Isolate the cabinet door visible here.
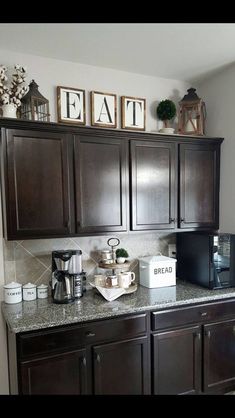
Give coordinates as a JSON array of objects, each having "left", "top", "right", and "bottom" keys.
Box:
[
  {"left": 2, "top": 129, "right": 74, "bottom": 239},
  {"left": 179, "top": 143, "right": 220, "bottom": 229},
  {"left": 130, "top": 140, "right": 176, "bottom": 230},
  {"left": 74, "top": 135, "right": 128, "bottom": 233},
  {"left": 204, "top": 319, "right": 235, "bottom": 393},
  {"left": 92, "top": 336, "right": 150, "bottom": 394},
  {"left": 19, "top": 349, "right": 87, "bottom": 395},
  {"left": 152, "top": 325, "right": 201, "bottom": 394}
]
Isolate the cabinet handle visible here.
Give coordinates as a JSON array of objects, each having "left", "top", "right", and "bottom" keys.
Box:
[
  {"left": 232, "top": 326, "right": 235, "bottom": 336},
  {"left": 180, "top": 218, "right": 185, "bottom": 222},
  {"left": 77, "top": 221, "right": 81, "bottom": 229},
  {"left": 205, "top": 330, "right": 211, "bottom": 339},
  {"left": 86, "top": 332, "right": 95, "bottom": 338},
  {"left": 200, "top": 312, "right": 208, "bottom": 317},
  {"left": 195, "top": 332, "right": 201, "bottom": 340},
  {"left": 82, "top": 357, "right": 86, "bottom": 367},
  {"left": 170, "top": 218, "right": 175, "bottom": 223},
  {"left": 96, "top": 354, "right": 101, "bottom": 363},
  {"left": 64, "top": 220, "right": 70, "bottom": 229}
]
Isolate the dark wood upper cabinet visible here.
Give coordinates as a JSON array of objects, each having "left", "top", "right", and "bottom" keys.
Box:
[
  {"left": 74, "top": 134, "right": 128, "bottom": 233},
  {"left": 0, "top": 119, "right": 223, "bottom": 239},
  {"left": 1, "top": 128, "right": 74, "bottom": 239},
  {"left": 179, "top": 143, "right": 220, "bottom": 229},
  {"left": 130, "top": 140, "right": 176, "bottom": 230}
]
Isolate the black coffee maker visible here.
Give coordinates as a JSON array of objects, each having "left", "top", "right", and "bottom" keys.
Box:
[{"left": 51, "top": 250, "right": 82, "bottom": 304}]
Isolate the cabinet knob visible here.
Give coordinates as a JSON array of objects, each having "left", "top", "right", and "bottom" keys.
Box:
[
  {"left": 195, "top": 332, "right": 201, "bottom": 340},
  {"left": 200, "top": 312, "right": 208, "bottom": 317},
  {"left": 64, "top": 220, "right": 70, "bottom": 229},
  {"left": 205, "top": 330, "right": 211, "bottom": 339},
  {"left": 96, "top": 354, "right": 101, "bottom": 363},
  {"left": 77, "top": 221, "right": 81, "bottom": 229},
  {"left": 180, "top": 218, "right": 185, "bottom": 222},
  {"left": 82, "top": 357, "right": 87, "bottom": 367},
  {"left": 232, "top": 326, "right": 235, "bottom": 335},
  {"left": 86, "top": 332, "right": 95, "bottom": 338},
  {"left": 170, "top": 218, "right": 175, "bottom": 223}
]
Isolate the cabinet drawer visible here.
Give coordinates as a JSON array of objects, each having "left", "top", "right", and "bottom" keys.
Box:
[
  {"left": 151, "top": 299, "right": 235, "bottom": 331},
  {"left": 18, "top": 313, "right": 147, "bottom": 359}
]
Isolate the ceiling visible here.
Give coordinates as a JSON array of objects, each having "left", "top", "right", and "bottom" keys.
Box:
[{"left": 0, "top": 23, "right": 235, "bottom": 83}]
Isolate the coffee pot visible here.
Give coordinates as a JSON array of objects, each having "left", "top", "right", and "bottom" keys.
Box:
[{"left": 51, "top": 250, "right": 82, "bottom": 304}]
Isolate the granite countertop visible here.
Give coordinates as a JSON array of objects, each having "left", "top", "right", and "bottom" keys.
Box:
[{"left": 2, "top": 279, "right": 235, "bottom": 334}]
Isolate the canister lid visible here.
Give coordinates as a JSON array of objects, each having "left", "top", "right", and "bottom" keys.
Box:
[
  {"left": 4, "top": 281, "right": 22, "bottom": 289},
  {"left": 139, "top": 255, "right": 177, "bottom": 263},
  {"left": 23, "top": 283, "right": 36, "bottom": 289},
  {"left": 37, "top": 284, "right": 48, "bottom": 289}
]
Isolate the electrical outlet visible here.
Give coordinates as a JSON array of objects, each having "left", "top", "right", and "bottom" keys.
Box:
[{"left": 168, "top": 244, "right": 176, "bottom": 258}]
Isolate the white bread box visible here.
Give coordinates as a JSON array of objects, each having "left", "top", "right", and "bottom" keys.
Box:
[{"left": 139, "top": 255, "right": 176, "bottom": 288}]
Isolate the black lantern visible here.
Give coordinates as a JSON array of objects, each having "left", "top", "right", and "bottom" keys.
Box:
[
  {"left": 178, "top": 88, "right": 206, "bottom": 135},
  {"left": 20, "top": 80, "right": 50, "bottom": 122}
]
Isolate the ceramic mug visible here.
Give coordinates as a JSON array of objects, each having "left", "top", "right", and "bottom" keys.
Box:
[
  {"left": 118, "top": 272, "right": 135, "bottom": 289},
  {"left": 94, "top": 275, "right": 106, "bottom": 287},
  {"left": 106, "top": 275, "right": 118, "bottom": 287}
]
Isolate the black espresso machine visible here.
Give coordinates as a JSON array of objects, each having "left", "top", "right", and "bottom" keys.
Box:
[
  {"left": 176, "top": 232, "right": 235, "bottom": 289},
  {"left": 51, "top": 250, "right": 85, "bottom": 303}
]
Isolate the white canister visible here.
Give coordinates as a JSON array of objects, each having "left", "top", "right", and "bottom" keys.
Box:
[
  {"left": 37, "top": 284, "right": 48, "bottom": 299},
  {"left": 4, "top": 282, "right": 22, "bottom": 304},
  {"left": 23, "top": 283, "right": 37, "bottom": 301}
]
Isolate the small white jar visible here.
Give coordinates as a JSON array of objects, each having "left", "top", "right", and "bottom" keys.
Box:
[
  {"left": 37, "top": 284, "right": 48, "bottom": 299},
  {"left": 4, "top": 282, "right": 22, "bottom": 304},
  {"left": 23, "top": 283, "right": 37, "bottom": 301}
]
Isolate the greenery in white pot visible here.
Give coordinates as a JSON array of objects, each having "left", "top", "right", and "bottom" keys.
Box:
[
  {"left": 116, "top": 248, "right": 129, "bottom": 264},
  {"left": 157, "top": 99, "right": 176, "bottom": 133}
]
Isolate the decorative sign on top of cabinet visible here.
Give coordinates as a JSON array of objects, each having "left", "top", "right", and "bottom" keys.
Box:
[{"left": 0, "top": 118, "right": 223, "bottom": 240}]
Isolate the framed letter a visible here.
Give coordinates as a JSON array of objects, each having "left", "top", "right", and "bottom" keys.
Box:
[
  {"left": 57, "top": 86, "right": 86, "bottom": 125},
  {"left": 91, "top": 91, "right": 117, "bottom": 128}
]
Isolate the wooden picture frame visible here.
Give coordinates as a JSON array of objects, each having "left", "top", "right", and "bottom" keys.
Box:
[
  {"left": 121, "top": 96, "right": 146, "bottom": 131},
  {"left": 91, "top": 91, "right": 117, "bottom": 128},
  {"left": 57, "top": 86, "right": 86, "bottom": 125}
]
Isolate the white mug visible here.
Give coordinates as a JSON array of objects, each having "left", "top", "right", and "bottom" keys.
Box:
[
  {"left": 23, "top": 283, "right": 37, "bottom": 301},
  {"left": 94, "top": 275, "right": 106, "bottom": 287},
  {"left": 118, "top": 272, "right": 135, "bottom": 289},
  {"left": 4, "top": 282, "right": 22, "bottom": 304}
]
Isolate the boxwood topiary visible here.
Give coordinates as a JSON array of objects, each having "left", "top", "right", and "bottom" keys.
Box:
[
  {"left": 157, "top": 99, "right": 176, "bottom": 127},
  {"left": 116, "top": 248, "right": 129, "bottom": 258}
]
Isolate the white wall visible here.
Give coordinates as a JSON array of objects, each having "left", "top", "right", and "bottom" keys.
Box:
[
  {"left": 198, "top": 63, "right": 235, "bottom": 233},
  {"left": 0, "top": 48, "right": 191, "bottom": 394},
  {"left": 0, "top": 48, "right": 190, "bottom": 131}
]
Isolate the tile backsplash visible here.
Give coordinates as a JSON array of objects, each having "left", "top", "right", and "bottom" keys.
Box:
[{"left": 3, "top": 232, "right": 175, "bottom": 286}]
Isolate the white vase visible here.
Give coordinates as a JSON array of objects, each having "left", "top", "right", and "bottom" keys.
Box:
[
  {"left": 1, "top": 103, "right": 17, "bottom": 118},
  {"left": 159, "top": 127, "right": 175, "bottom": 134},
  {"left": 116, "top": 257, "right": 126, "bottom": 264}
]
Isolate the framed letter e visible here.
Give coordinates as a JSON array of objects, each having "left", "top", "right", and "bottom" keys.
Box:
[{"left": 57, "top": 86, "right": 86, "bottom": 125}]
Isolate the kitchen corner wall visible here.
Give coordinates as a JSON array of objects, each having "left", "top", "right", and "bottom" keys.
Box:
[{"left": 3, "top": 233, "right": 175, "bottom": 286}]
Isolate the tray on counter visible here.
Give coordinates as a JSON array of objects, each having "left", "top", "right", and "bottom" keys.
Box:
[{"left": 89, "top": 281, "right": 137, "bottom": 301}]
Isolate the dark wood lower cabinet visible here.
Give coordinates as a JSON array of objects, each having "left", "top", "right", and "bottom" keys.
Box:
[
  {"left": 203, "top": 319, "right": 235, "bottom": 393},
  {"left": 93, "top": 336, "right": 149, "bottom": 395},
  {"left": 8, "top": 302, "right": 235, "bottom": 395},
  {"left": 152, "top": 325, "right": 201, "bottom": 395},
  {"left": 20, "top": 349, "right": 87, "bottom": 395}
]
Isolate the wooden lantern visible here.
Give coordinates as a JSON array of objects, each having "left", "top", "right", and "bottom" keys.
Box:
[
  {"left": 20, "top": 80, "right": 50, "bottom": 122},
  {"left": 178, "top": 88, "right": 206, "bottom": 135}
]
